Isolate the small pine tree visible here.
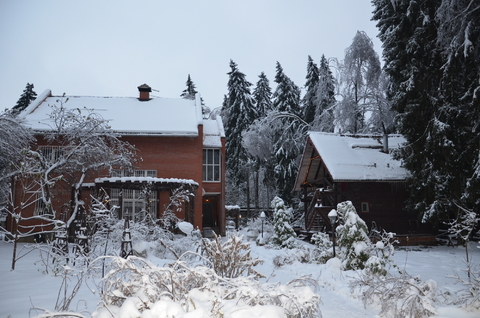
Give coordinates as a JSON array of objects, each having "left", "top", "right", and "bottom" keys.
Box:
[
  {"left": 11, "top": 83, "right": 37, "bottom": 115},
  {"left": 335, "top": 201, "right": 372, "bottom": 270},
  {"left": 270, "top": 196, "right": 297, "bottom": 249},
  {"left": 180, "top": 74, "right": 198, "bottom": 100}
]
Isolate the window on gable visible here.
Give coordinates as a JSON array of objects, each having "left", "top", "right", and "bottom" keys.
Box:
[{"left": 203, "top": 149, "right": 220, "bottom": 182}]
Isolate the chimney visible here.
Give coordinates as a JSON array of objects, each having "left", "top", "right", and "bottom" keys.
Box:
[
  {"left": 137, "top": 84, "right": 152, "bottom": 101},
  {"left": 383, "top": 133, "right": 389, "bottom": 153}
]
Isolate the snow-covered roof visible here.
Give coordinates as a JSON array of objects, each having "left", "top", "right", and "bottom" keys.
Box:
[
  {"left": 95, "top": 176, "right": 199, "bottom": 187},
  {"left": 203, "top": 116, "right": 225, "bottom": 147},
  {"left": 22, "top": 90, "right": 203, "bottom": 136},
  {"left": 295, "top": 132, "right": 408, "bottom": 189}
]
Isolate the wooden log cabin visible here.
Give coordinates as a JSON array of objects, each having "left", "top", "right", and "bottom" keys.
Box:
[{"left": 294, "top": 132, "right": 433, "bottom": 242}]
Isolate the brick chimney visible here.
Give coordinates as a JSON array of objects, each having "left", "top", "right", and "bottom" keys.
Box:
[{"left": 137, "top": 84, "right": 152, "bottom": 101}]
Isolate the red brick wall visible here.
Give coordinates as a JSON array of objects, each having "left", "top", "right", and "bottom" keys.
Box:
[{"left": 9, "top": 125, "right": 227, "bottom": 234}]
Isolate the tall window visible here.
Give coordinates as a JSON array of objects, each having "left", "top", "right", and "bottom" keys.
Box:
[{"left": 203, "top": 149, "right": 220, "bottom": 182}]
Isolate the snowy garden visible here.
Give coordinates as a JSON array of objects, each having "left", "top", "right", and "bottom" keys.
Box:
[{"left": 1, "top": 198, "right": 480, "bottom": 318}]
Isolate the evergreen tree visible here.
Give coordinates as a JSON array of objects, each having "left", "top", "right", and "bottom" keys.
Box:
[
  {"left": 272, "top": 62, "right": 301, "bottom": 116},
  {"left": 180, "top": 74, "right": 198, "bottom": 100},
  {"left": 302, "top": 56, "right": 319, "bottom": 124},
  {"left": 270, "top": 196, "right": 297, "bottom": 249},
  {"left": 12, "top": 83, "right": 37, "bottom": 116},
  {"left": 372, "top": 0, "right": 480, "bottom": 224},
  {"left": 253, "top": 72, "right": 273, "bottom": 119},
  {"left": 335, "top": 201, "right": 372, "bottom": 270},
  {"left": 181, "top": 75, "right": 209, "bottom": 117},
  {"left": 312, "top": 55, "right": 336, "bottom": 132},
  {"left": 222, "top": 60, "right": 257, "bottom": 185},
  {"left": 271, "top": 62, "right": 302, "bottom": 203}
]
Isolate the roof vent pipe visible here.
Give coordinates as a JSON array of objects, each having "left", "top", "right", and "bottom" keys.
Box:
[{"left": 138, "top": 84, "right": 152, "bottom": 101}]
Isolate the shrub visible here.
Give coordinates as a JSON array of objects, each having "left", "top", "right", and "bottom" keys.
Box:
[
  {"left": 201, "top": 232, "right": 264, "bottom": 278},
  {"left": 335, "top": 201, "right": 372, "bottom": 270},
  {"left": 310, "top": 232, "right": 333, "bottom": 264},
  {"left": 270, "top": 197, "right": 297, "bottom": 249}
]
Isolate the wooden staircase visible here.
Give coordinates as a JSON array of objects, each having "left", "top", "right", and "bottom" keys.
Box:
[{"left": 304, "top": 188, "right": 337, "bottom": 234}]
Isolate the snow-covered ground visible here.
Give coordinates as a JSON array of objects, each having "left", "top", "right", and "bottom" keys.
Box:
[{"left": 0, "top": 239, "right": 479, "bottom": 318}]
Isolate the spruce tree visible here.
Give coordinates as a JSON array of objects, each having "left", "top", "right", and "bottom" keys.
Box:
[
  {"left": 372, "top": 0, "right": 480, "bottom": 224},
  {"left": 271, "top": 62, "right": 302, "bottom": 203},
  {"left": 253, "top": 72, "right": 273, "bottom": 119},
  {"left": 313, "top": 55, "right": 336, "bottom": 132},
  {"left": 180, "top": 74, "right": 198, "bottom": 100},
  {"left": 222, "top": 60, "right": 257, "bottom": 185},
  {"left": 303, "top": 56, "right": 319, "bottom": 125},
  {"left": 270, "top": 196, "right": 297, "bottom": 249},
  {"left": 12, "top": 83, "right": 37, "bottom": 116},
  {"left": 272, "top": 62, "right": 301, "bottom": 116}
]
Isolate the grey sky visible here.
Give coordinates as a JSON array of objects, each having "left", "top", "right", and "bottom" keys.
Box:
[{"left": 0, "top": 0, "right": 381, "bottom": 112}]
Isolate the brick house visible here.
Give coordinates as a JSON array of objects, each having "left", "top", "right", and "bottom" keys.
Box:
[
  {"left": 294, "top": 132, "right": 432, "bottom": 241},
  {"left": 10, "top": 84, "right": 226, "bottom": 236}
]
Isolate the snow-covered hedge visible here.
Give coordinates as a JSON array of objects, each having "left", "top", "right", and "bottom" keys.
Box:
[{"left": 93, "top": 255, "right": 321, "bottom": 318}]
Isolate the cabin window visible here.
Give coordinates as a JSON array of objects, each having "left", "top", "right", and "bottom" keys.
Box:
[
  {"left": 27, "top": 190, "right": 49, "bottom": 216},
  {"left": 361, "top": 202, "right": 370, "bottom": 213},
  {"left": 203, "top": 149, "right": 220, "bottom": 182}
]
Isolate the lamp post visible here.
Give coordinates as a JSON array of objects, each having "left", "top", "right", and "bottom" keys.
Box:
[
  {"left": 328, "top": 209, "right": 337, "bottom": 257},
  {"left": 260, "top": 211, "right": 266, "bottom": 238}
]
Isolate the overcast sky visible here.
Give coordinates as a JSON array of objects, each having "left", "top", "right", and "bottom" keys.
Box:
[{"left": 0, "top": 0, "right": 382, "bottom": 112}]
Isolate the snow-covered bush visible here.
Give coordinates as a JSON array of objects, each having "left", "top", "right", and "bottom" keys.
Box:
[
  {"left": 351, "top": 270, "right": 438, "bottom": 318},
  {"left": 311, "top": 231, "right": 333, "bottom": 264},
  {"left": 367, "top": 230, "right": 398, "bottom": 276},
  {"left": 93, "top": 255, "right": 321, "bottom": 318},
  {"left": 201, "top": 232, "right": 264, "bottom": 278},
  {"left": 447, "top": 258, "right": 480, "bottom": 309},
  {"left": 335, "top": 201, "right": 372, "bottom": 270},
  {"left": 270, "top": 196, "right": 297, "bottom": 249},
  {"left": 273, "top": 246, "right": 312, "bottom": 268}
]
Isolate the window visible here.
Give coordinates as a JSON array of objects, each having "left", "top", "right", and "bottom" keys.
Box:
[
  {"left": 27, "top": 190, "right": 49, "bottom": 216},
  {"left": 112, "top": 169, "right": 157, "bottom": 178},
  {"left": 110, "top": 188, "right": 157, "bottom": 222},
  {"left": 38, "top": 146, "right": 63, "bottom": 162},
  {"left": 109, "top": 170, "right": 158, "bottom": 222},
  {"left": 361, "top": 202, "right": 370, "bottom": 213},
  {"left": 203, "top": 149, "right": 220, "bottom": 182}
]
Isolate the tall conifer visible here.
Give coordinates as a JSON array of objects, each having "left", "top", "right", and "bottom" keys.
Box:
[
  {"left": 222, "top": 60, "right": 257, "bottom": 185},
  {"left": 12, "top": 83, "right": 37, "bottom": 116}
]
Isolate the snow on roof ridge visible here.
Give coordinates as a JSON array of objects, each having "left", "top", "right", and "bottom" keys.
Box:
[{"left": 22, "top": 89, "right": 52, "bottom": 117}]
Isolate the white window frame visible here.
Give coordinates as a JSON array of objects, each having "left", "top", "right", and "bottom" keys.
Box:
[
  {"left": 112, "top": 169, "right": 157, "bottom": 178},
  {"left": 38, "top": 146, "right": 63, "bottom": 162},
  {"left": 203, "top": 148, "right": 221, "bottom": 182}
]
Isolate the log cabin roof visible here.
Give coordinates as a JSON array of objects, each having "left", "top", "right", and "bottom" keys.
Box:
[{"left": 294, "top": 132, "right": 408, "bottom": 191}]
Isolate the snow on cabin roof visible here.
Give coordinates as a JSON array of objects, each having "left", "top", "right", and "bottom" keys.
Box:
[
  {"left": 308, "top": 132, "right": 408, "bottom": 182},
  {"left": 203, "top": 117, "right": 225, "bottom": 148},
  {"left": 22, "top": 90, "right": 202, "bottom": 136}
]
